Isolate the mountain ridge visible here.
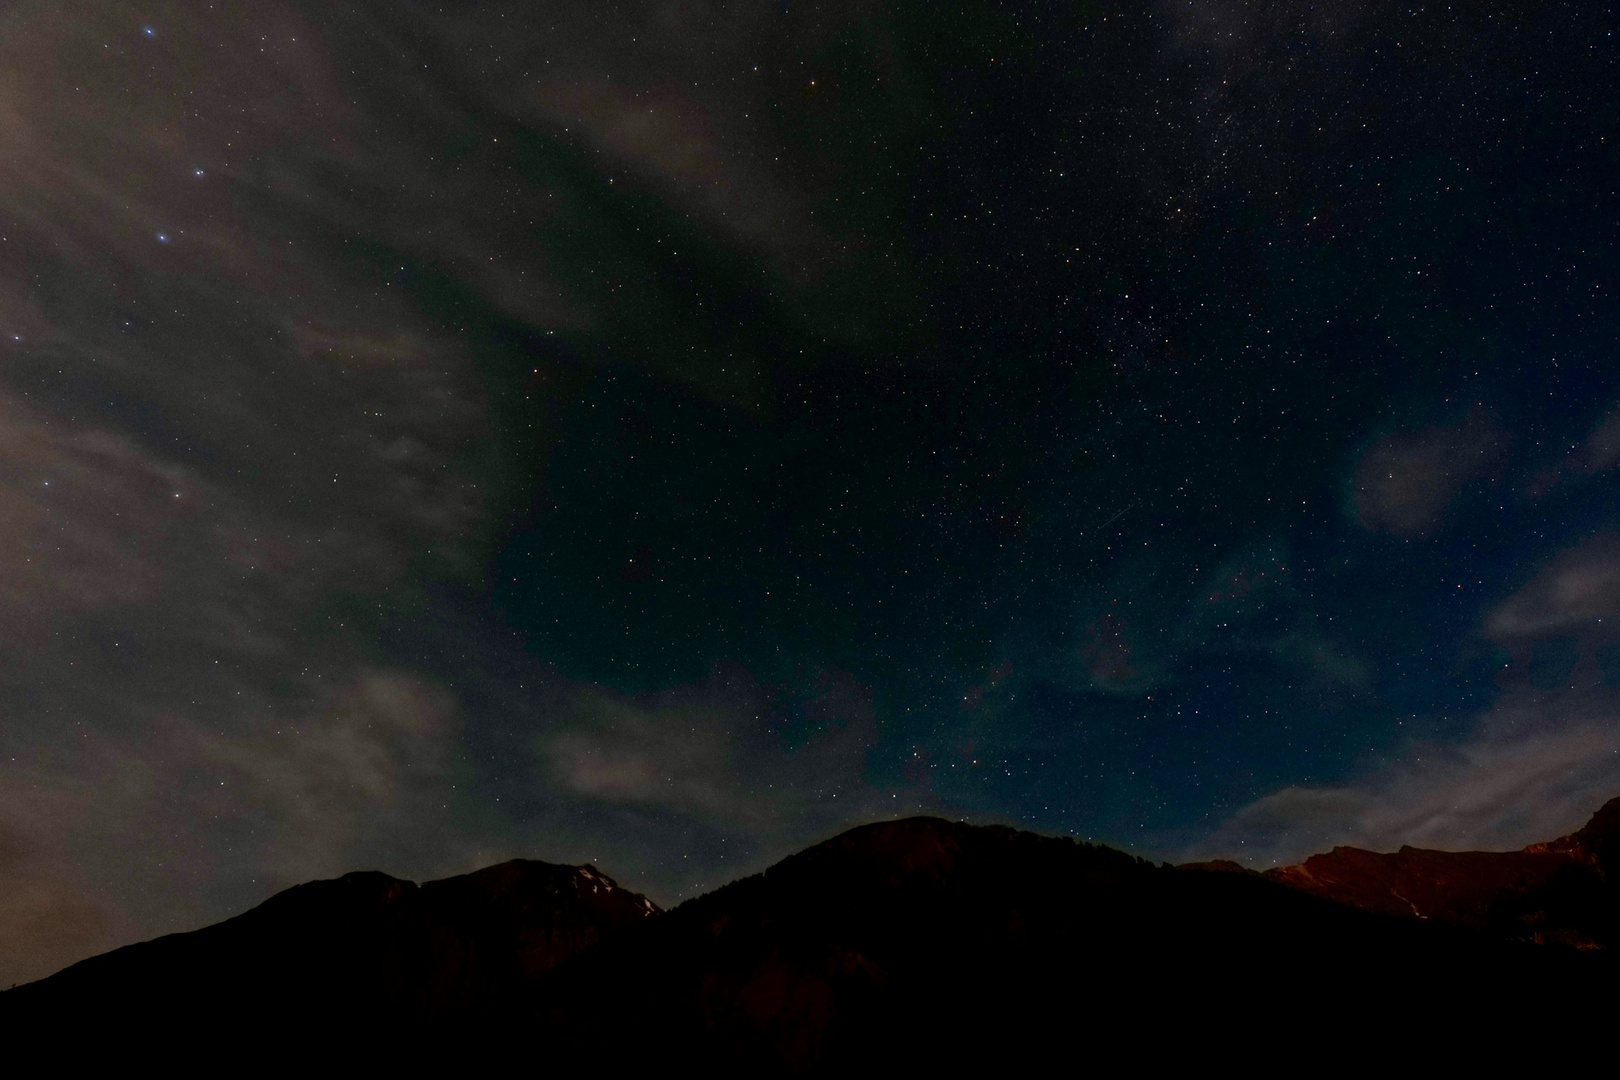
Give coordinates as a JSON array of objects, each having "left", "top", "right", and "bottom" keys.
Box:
[
  {"left": 5, "top": 804, "right": 1617, "bottom": 1064},
  {"left": 1249, "top": 795, "right": 1620, "bottom": 948},
  {"left": 5, "top": 856, "right": 658, "bottom": 1032}
]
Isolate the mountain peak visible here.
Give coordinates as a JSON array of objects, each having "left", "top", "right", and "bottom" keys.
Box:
[
  {"left": 1526, "top": 794, "right": 1620, "bottom": 869},
  {"left": 1, "top": 854, "right": 659, "bottom": 1032},
  {"left": 1263, "top": 796, "right": 1619, "bottom": 945},
  {"left": 6, "top": 801, "right": 1616, "bottom": 1064}
]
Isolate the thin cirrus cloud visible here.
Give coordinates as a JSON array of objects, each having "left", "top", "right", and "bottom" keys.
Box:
[
  {"left": 1484, "top": 534, "right": 1620, "bottom": 643},
  {"left": 430, "top": 0, "right": 898, "bottom": 277},
  {"left": 529, "top": 666, "right": 931, "bottom": 903},
  {"left": 1186, "top": 695, "right": 1620, "bottom": 867},
  {"left": 1575, "top": 407, "right": 1620, "bottom": 475},
  {"left": 1194, "top": 533, "right": 1620, "bottom": 866},
  {"left": 540, "top": 667, "right": 891, "bottom": 834},
  {"left": 1525, "top": 402, "right": 1620, "bottom": 498},
  {"left": 1061, "top": 541, "right": 1369, "bottom": 700}
]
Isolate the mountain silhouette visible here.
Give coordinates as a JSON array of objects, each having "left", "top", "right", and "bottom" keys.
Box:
[
  {"left": 1, "top": 858, "right": 656, "bottom": 1043},
  {"left": 5, "top": 805, "right": 1616, "bottom": 1066}
]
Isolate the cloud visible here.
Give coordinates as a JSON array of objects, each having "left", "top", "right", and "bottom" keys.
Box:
[
  {"left": 546, "top": 699, "right": 757, "bottom": 823},
  {"left": 1525, "top": 402, "right": 1620, "bottom": 497},
  {"left": 1583, "top": 408, "right": 1620, "bottom": 474},
  {"left": 1057, "top": 542, "right": 1370, "bottom": 700},
  {"left": 1267, "top": 625, "right": 1374, "bottom": 691},
  {"left": 526, "top": 667, "right": 929, "bottom": 901},
  {"left": 422, "top": 0, "right": 863, "bottom": 279},
  {"left": 1350, "top": 409, "right": 1508, "bottom": 538},
  {"left": 541, "top": 668, "right": 881, "bottom": 831},
  {"left": 1192, "top": 530, "right": 1620, "bottom": 865},
  {"left": 0, "top": 2, "right": 496, "bottom": 985},
  {"left": 1189, "top": 692, "right": 1620, "bottom": 867},
  {"left": 0, "top": 667, "right": 463, "bottom": 987},
  {"left": 1485, "top": 534, "right": 1620, "bottom": 642},
  {"left": 1073, "top": 606, "right": 1161, "bottom": 696},
  {"left": 1180, "top": 543, "right": 1370, "bottom": 690},
  {"left": 0, "top": 0, "right": 960, "bottom": 985},
  {"left": 200, "top": 671, "right": 463, "bottom": 879}
]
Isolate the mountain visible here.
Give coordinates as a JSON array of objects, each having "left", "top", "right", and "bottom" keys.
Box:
[
  {"left": 1, "top": 858, "right": 656, "bottom": 1039},
  {"left": 1254, "top": 796, "right": 1620, "bottom": 949},
  {"left": 520, "top": 815, "right": 1612, "bottom": 1069},
  {"left": 4, "top": 810, "right": 1615, "bottom": 1065}
]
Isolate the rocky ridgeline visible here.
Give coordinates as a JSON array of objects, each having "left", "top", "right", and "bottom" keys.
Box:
[
  {"left": 1254, "top": 796, "right": 1620, "bottom": 948},
  {"left": 5, "top": 802, "right": 1617, "bottom": 1065}
]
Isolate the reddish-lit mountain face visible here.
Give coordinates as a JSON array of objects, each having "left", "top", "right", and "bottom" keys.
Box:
[
  {"left": 5, "top": 802, "right": 1617, "bottom": 1067},
  {"left": 1250, "top": 796, "right": 1620, "bottom": 948}
]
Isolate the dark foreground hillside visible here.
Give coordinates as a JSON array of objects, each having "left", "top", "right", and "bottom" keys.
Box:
[
  {"left": 1, "top": 859, "right": 658, "bottom": 1042},
  {"left": 5, "top": 813, "right": 1615, "bottom": 1067}
]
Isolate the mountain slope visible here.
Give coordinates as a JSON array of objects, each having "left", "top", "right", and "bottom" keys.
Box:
[
  {"left": 3, "top": 812, "right": 1615, "bottom": 1065},
  {"left": 518, "top": 816, "right": 1612, "bottom": 1069},
  {"left": 1260, "top": 796, "right": 1620, "bottom": 948},
  {"left": 1, "top": 858, "right": 656, "bottom": 1034}
]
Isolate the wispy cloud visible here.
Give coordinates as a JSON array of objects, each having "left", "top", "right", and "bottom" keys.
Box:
[
  {"left": 1485, "top": 533, "right": 1620, "bottom": 641},
  {"left": 532, "top": 667, "right": 926, "bottom": 898},
  {"left": 1194, "top": 528, "right": 1620, "bottom": 866},
  {"left": 1188, "top": 692, "right": 1620, "bottom": 866},
  {"left": 1525, "top": 402, "right": 1620, "bottom": 497},
  {"left": 541, "top": 668, "right": 883, "bottom": 828}
]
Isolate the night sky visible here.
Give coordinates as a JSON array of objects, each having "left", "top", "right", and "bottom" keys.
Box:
[{"left": 3, "top": 0, "right": 1618, "bottom": 987}]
